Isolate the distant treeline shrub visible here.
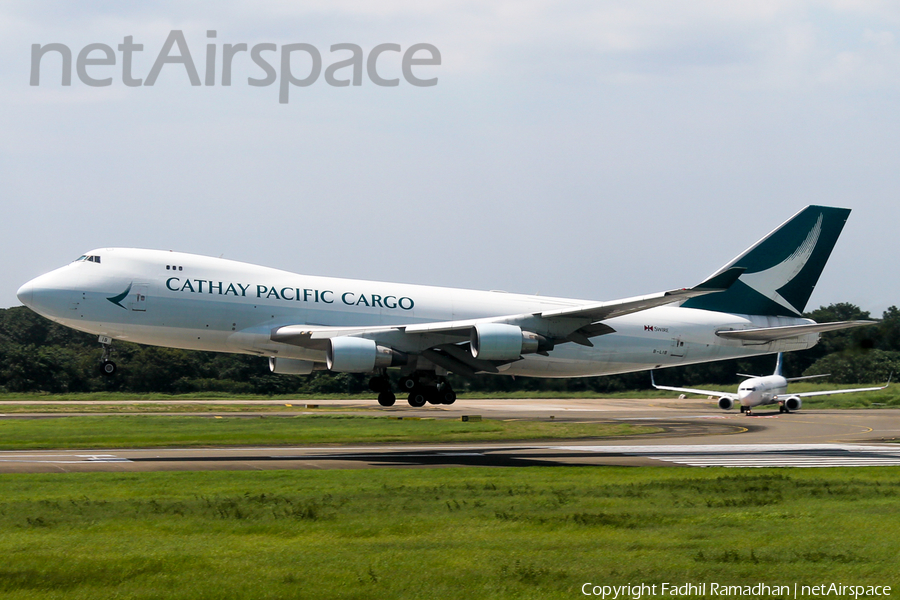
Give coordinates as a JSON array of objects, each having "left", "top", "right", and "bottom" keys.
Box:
[{"left": 1, "top": 302, "right": 898, "bottom": 394}]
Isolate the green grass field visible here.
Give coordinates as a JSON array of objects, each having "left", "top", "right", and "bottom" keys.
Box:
[
  {"left": 0, "top": 415, "right": 659, "bottom": 450},
  {"left": 0, "top": 467, "right": 897, "bottom": 599},
  {"left": 1, "top": 384, "right": 897, "bottom": 405},
  {"left": 0, "top": 393, "right": 897, "bottom": 598}
]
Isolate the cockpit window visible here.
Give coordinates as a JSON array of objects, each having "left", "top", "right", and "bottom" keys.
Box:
[
  {"left": 75, "top": 255, "right": 101, "bottom": 264},
  {"left": 75, "top": 255, "right": 87, "bottom": 262}
]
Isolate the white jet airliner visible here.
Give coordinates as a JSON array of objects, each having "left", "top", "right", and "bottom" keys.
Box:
[
  {"left": 652, "top": 353, "right": 889, "bottom": 415},
  {"left": 16, "top": 205, "right": 874, "bottom": 408}
]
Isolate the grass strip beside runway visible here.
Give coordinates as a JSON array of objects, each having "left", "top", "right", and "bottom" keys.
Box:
[
  {"left": 0, "top": 415, "right": 658, "bottom": 450},
  {"left": 1, "top": 384, "right": 897, "bottom": 404},
  {"left": 0, "top": 467, "right": 896, "bottom": 599}
]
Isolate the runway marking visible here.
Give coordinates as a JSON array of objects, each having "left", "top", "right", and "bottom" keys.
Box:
[
  {"left": 552, "top": 444, "right": 900, "bottom": 468},
  {"left": 0, "top": 453, "right": 134, "bottom": 464},
  {"left": 3, "top": 444, "right": 900, "bottom": 470}
]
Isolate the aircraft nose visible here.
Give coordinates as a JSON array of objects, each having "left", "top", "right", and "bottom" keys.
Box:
[
  {"left": 16, "top": 280, "right": 34, "bottom": 308},
  {"left": 16, "top": 271, "right": 74, "bottom": 317}
]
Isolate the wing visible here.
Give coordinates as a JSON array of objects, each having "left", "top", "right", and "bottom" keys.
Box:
[
  {"left": 776, "top": 378, "right": 891, "bottom": 399},
  {"left": 716, "top": 320, "right": 877, "bottom": 342},
  {"left": 650, "top": 371, "right": 737, "bottom": 399},
  {"left": 401, "top": 266, "right": 746, "bottom": 339},
  {"left": 270, "top": 268, "right": 745, "bottom": 371}
]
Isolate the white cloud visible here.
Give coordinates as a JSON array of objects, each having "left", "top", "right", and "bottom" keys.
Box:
[{"left": 1, "top": 1, "right": 900, "bottom": 312}]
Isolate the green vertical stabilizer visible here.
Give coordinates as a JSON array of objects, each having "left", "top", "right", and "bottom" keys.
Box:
[{"left": 681, "top": 206, "right": 851, "bottom": 317}]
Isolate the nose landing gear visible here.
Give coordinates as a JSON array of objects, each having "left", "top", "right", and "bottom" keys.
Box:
[{"left": 98, "top": 336, "right": 116, "bottom": 377}]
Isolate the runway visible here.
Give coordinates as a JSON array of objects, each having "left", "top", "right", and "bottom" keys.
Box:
[
  {"left": 1, "top": 397, "right": 899, "bottom": 472},
  {"left": 4, "top": 443, "right": 900, "bottom": 472}
]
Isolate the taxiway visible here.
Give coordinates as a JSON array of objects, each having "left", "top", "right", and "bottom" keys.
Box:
[{"left": 1, "top": 397, "right": 898, "bottom": 472}]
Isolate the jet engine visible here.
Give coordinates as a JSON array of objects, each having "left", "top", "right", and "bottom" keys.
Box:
[
  {"left": 470, "top": 323, "right": 552, "bottom": 360},
  {"left": 269, "top": 357, "right": 315, "bottom": 375},
  {"left": 718, "top": 396, "right": 735, "bottom": 410},
  {"left": 784, "top": 396, "right": 802, "bottom": 411},
  {"left": 326, "top": 337, "right": 407, "bottom": 373}
]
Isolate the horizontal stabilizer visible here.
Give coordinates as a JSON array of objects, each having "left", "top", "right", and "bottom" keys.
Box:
[
  {"left": 716, "top": 320, "right": 877, "bottom": 342},
  {"left": 785, "top": 374, "right": 831, "bottom": 382}
]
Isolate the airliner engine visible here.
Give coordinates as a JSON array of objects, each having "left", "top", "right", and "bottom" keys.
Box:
[
  {"left": 470, "top": 323, "right": 552, "bottom": 360},
  {"left": 718, "top": 397, "right": 735, "bottom": 410},
  {"left": 269, "top": 357, "right": 315, "bottom": 375},
  {"left": 784, "top": 396, "right": 802, "bottom": 411},
  {"left": 327, "top": 337, "right": 408, "bottom": 373}
]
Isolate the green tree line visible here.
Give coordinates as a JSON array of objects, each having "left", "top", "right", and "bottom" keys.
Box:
[{"left": 1, "top": 303, "right": 898, "bottom": 395}]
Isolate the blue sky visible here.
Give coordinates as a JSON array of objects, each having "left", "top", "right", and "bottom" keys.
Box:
[{"left": 2, "top": 1, "right": 899, "bottom": 314}]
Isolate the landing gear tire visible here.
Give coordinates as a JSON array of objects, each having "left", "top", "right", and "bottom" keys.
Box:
[
  {"left": 400, "top": 377, "right": 417, "bottom": 391},
  {"left": 369, "top": 376, "right": 390, "bottom": 393},
  {"left": 435, "top": 379, "right": 457, "bottom": 405},
  {"left": 407, "top": 389, "right": 427, "bottom": 408},
  {"left": 426, "top": 387, "right": 443, "bottom": 405},
  {"left": 779, "top": 405, "right": 786, "bottom": 413},
  {"left": 377, "top": 390, "right": 396, "bottom": 407},
  {"left": 740, "top": 405, "right": 746, "bottom": 413},
  {"left": 100, "top": 360, "right": 117, "bottom": 377}
]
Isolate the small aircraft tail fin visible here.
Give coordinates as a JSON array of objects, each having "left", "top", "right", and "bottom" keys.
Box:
[{"left": 681, "top": 205, "right": 851, "bottom": 317}]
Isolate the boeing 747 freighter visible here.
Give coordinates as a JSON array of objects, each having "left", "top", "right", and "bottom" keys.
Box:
[{"left": 17, "top": 206, "right": 873, "bottom": 407}]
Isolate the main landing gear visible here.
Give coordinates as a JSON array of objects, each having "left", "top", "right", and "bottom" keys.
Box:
[
  {"left": 400, "top": 374, "right": 457, "bottom": 407},
  {"left": 370, "top": 372, "right": 457, "bottom": 408},
  {"left": 98, "top": 336, "right": 117, "bottom": 377},
  {"left": 369, "top": 375, "right": 396, "bottom": 407}
]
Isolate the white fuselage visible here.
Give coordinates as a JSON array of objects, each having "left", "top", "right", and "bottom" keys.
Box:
[
  {"left": 16, "top": 248, "right": 820, "bottom": 378},
  {"left": 737, "top": 375, "right": 789, "bottom": 408}
]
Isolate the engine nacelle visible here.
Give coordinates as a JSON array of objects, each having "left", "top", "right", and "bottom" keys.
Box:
[
  {"left": 718, "top": 396, "right": 735, "bottom": 410},
  {"left": 470, "top": 323, "right": 552, "bottom": 360},
  {"left": 784, "top": 396, "right": 802, "bottom": 411},
  {"left": 269, "top": 357, "right": 315, "bottom": 375},
  {"left": 326, "top": 337, "right": 407, "bottom": 373}
]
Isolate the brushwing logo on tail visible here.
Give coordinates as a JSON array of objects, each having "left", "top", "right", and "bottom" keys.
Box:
[
  {"left": 681, "top": 205, "right": 850, "bottom": 317},
  {"left": 738, "top": 213, "right": 823, "bottom": 316}
]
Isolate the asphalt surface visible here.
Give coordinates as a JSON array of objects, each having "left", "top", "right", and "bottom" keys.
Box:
[{"left": 1, "top": 397, "right": 899, "bottom": 472}]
